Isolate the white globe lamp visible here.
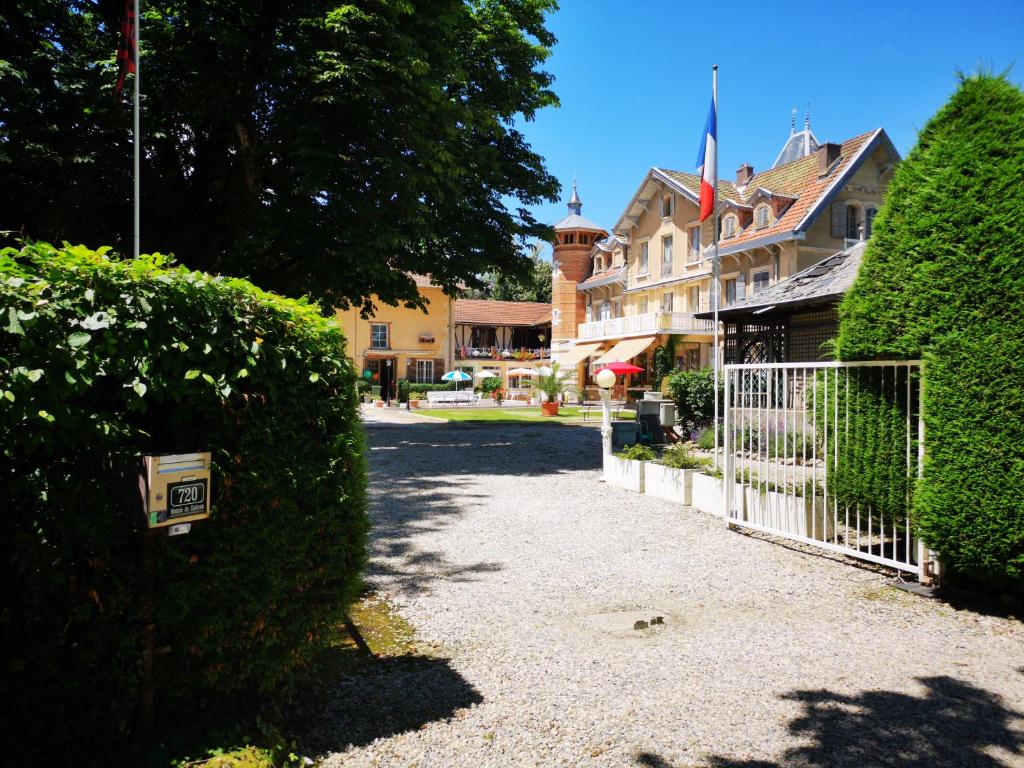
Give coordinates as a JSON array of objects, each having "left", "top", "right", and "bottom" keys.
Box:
[{"left": 595, "top": 368, "right": 616, "bottom": 390}]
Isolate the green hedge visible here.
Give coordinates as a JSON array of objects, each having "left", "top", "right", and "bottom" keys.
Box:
[
  {"left": 0, "top": 243, "right": 368, "bottom": 761},
  {"left": 397, "top": 379, "right": 457, "bottom": 401},
  {"left": 835, "top": 73, "right": 1024, "bottom": 584}
]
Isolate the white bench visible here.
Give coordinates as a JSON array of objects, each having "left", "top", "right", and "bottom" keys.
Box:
[{"left": 426, "top": 390, "right": 476, "bottom": 406}]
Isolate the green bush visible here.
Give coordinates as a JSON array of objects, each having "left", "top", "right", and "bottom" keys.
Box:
[
  {"left": 696, "top": 427, "right": 717, "bottom": 451},
  {"left": 476, "top": 375, "right": 502, "bottom": 396},
  {"left": 666, "top": 367, "right": 721, "bottom": 435},
  {"left": 657, "top": 444, "right": 710, "bottom": 470},
  {"left": 0, "top": 243, "right": 368, "bottom": 761},
  {"left": 651, "top": 344, "right": 673, "bottom": 390},
  {"left": 615, "top": 444, "right": 655, "bottom": 461},
  {"left": 835, "top": 73, "right": 1024, "bottom": 584},
  {"left": 397, "top": 379, "right": 457, "bottom": 402}
]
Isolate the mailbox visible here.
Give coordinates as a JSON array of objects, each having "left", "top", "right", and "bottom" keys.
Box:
[{"left": 137, "top": 452, "right": 212, "bottom": 528}]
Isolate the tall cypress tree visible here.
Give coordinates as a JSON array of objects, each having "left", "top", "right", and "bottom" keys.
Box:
[{"left": 837, "top": 73, "right": 1024, "bottom": 585}]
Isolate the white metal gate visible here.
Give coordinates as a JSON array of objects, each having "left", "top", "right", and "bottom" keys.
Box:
[{"left": 723, "top": 361, "right": 930, "bottom": 577}]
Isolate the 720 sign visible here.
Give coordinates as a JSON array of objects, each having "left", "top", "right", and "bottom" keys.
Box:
[{"left": 167, "top": 479, "right": 208, "bottom": 518}]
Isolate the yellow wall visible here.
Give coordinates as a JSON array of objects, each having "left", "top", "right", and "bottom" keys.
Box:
[{"left": 336, "top": 285, "right": 453, "bottom": 383}]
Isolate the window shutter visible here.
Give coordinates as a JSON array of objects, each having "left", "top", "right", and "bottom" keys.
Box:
[
  {"left": 406, "top": 359, "right": 416, "bottom": 381},
  {"left": 433, "top": 358, "right": 444, "bottom": 384},
  {"left": 831, "top": 203, "right": 847, "bottom": 238},
  {"left": 737, "top": 271, "right": 746, "bottom": 299}
]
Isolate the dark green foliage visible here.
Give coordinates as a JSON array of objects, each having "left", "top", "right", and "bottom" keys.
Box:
[
  {"left": 396, "top": 380, "right": 457, "bottom": 402},
  {"left": 836, "top": 73, "right": 1024, "bottom": 583},
  {"left": 651, "top": 345, "right": 673, "bottom": 390},
  {"left": 0, "top": 243, "right": 368, "bottom": 762},
  {"left": 815, "top": 368, "right": 919, "bottom": 527},
  {"left": 476, "top": 375, "right": 502, "bottom": 396},
  {"left": 666, "top": 367, "right": 721, "bottom": 434},
  {"left": 485, "top": 249, "right": 554, "bottom": 303},
  {"left": 0, "top": 0, "right": 560, "bottom": 311},
  {"left": 696, "top": 427, "right": 717, "bottom": 451}
]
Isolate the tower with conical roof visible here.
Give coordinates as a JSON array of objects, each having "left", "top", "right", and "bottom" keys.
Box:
[
  {"left": 772, "top": 108, "right": 820, "bottom": 168},
  {"left": 551, "top": 182, "right": 606, "bottom": 350}
]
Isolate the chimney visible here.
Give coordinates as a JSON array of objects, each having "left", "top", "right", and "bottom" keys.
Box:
[
  {"left": 735, "top": 163, "right": 754, "bottom": 186},
  {"left": 818, "top": 143, "right": 841, "bottom": 174}
]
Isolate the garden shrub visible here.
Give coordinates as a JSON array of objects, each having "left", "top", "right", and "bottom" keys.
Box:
[
  {"left": 397, "top": 380, "right": 458, "bottom": 402},
  {"left": 0, "top": 243, "right": 368, "bottom": 762},
  {"left": 835, "top": 73, "right": 1024, "bottom": 584},
  {"left": 615, "top": 444, "right": 655, "bottom": 461},
  {"left": 657, "top": 444, "right": 709, "bottom": 470},
  {"left": 666, "top": 367, "right": 721, "bottom": 435}
]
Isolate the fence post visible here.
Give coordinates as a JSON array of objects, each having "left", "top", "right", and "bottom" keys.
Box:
[{"left": 724, "top": 366, "right": 735, "bottom": 529}]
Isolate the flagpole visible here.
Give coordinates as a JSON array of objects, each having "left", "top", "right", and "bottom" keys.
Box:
[
  {"left": 711, "top": 64, "right": 721, "bottom": 468},
  {"left": 133, "top": 0, "right": 140, "bottom": 259}
]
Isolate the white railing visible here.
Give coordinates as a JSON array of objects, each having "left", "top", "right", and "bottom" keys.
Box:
[
  {"left": 723, "top": 360, "right": 937, "bottom": 581},
  {"left": 577, "top": 311, "right": 714, "bottom": 340}
]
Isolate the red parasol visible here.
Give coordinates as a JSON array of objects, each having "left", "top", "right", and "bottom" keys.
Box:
[{"left": 594, "top": 362, "right": 644, "bottom": 376}]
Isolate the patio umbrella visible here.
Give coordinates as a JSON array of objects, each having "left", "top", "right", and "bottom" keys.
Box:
[
  {"left": 473, "top": 370, "right": 500, "bottom": 378},
  {"left": 507, "top": 367, "right": 537, "bottom": 376},
  {"left": 594, "top": 362, "right": 644, "bottom": 376},
  {"left": 441, "top": 369, "right": 472, "bottom": 391}
]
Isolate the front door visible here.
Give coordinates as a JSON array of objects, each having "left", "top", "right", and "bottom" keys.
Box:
[{"left": 378, "top": 357, "right": 397, "bottom": 401}]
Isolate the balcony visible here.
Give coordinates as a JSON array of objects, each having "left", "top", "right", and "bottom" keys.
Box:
[
  {"left": 577, "top": 311, "right": 714, "bottom": 341},
  {"left": 455, "top": 346, "right": 551, "bottom": 361}
]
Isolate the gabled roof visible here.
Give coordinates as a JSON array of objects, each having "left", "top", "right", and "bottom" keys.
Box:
[
  {"left": 697, "top": 242, "right": 866, "bottom": 319},
  {"left": 658, "top": 128, "right": 898, "bottom": 255},
  {"left": 578, "top": 265, "right": 626, "bottom": 290},
  {"left": 454, "top": 299, "right": 551, "bottom": 327}
]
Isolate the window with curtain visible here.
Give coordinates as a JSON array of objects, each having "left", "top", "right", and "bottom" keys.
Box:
[
  {"left": 688, "top": 226, "right": 701, "bottom": 262},
  {"left": 689, "top": 286, "right": 700, "bottom": 312},
  {"left": 662, "top": 291, "right": 674, "bottom": 312},
  {"left": 638, "top": 296, "right": 649, "bottom": 315},
  {"left": 661, "top": 235, "right": 673, "bottom": 275},
  {"left": 846, "top": 205, "right": 861, "bottom": 240},
  {"left": 725, "top": 279, "right": 736, "bottom": 306},
  {"left": 638, "top": 241, "right": 649, "bottom": 274}
]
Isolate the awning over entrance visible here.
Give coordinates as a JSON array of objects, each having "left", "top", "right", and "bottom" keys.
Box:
[
  {"left": 557, "top": 342, "right": 603, "bottom": 367},
  {"left": 592, "top": 336, "right": 656, "bottom": 365}
]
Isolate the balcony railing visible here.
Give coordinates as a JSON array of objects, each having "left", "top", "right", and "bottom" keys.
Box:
[
  {"left": 577, "top": 311, "right": 714, "bottom": 341},
  {"left": 455, "top": 346, "right": 551, "bottom": 361}
]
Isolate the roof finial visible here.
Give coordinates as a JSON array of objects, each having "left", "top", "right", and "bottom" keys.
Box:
[
  {"left": 567, "top": 178, "right": 582, "bottom": 216},
  {"left": 791, "top": 107, "right": 797, "bottom": 135},
  {"left": 804, "top": 104, "right": 811, "bottom": 155}
]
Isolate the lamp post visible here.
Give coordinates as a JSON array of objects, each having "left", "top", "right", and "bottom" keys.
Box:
[{"left": 596, "top": 368, "right": 616, "bottom": 478}]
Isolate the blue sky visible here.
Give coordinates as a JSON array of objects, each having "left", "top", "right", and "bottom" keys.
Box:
[{"left": 519, "top": 0, "right": 1023, "bottom": 254}]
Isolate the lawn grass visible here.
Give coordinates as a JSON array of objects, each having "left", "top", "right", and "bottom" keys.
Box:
[{"left": 422, "top": 406, "right": 631, "bottom": 423}]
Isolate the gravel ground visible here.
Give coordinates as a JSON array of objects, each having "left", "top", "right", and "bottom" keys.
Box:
[{"left": 315, "top": 413, "right": 1024, "bottom": 767}]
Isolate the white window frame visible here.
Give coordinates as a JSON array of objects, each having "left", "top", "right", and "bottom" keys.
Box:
[
  {"left": 370, "top": 323, "right": 389, "bottom": 349},
  {"left": 661, "top": 235, "right": 673, "bottom": 276},
  {"left": 722, "top": 214, "right": 737, "bottom": 238},
  {"left": 415, "top": 359, "right": 434, "bottom": 384},
  {"left": 754, "top": 204, "right": 771, "bottom": 230},
  {"left": 661, "top": 193, "right": 674, "bottom": 217},
  {"left": 687, "top": 225, "right": 701, "bottom": 262},
  {"left": 846, "top": 202, "right": 863, "bottom": 241},
  {"left": 688, "top": 285, "right": 700, "bottom": 312},
  {"left": 752, "top": 269, "right": 771, "bottom": 294},
  {"left": 637, "top": 240, "right": 650, "bottom": 275}
]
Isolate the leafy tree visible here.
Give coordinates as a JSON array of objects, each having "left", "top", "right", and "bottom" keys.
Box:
[
  {"left": 467, "top": 244, "right": 553, "bottom": 302},
  {"left": 0, "top": 0, "right": 560, "bottom": 312},
  {"left": 836, "top": 73, "right": 1024, "bottom": 585}
]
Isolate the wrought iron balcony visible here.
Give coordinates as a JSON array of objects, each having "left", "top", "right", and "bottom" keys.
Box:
[{"left": 577, "top": 311, "right": 714, "bottom": 341}]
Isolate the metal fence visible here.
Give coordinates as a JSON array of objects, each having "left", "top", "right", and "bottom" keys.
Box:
[{"left": 723, "top": 360, "right": 935, "bottom": 579}]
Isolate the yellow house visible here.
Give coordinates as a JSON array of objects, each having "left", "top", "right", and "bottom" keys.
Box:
[
  {"left": 336, "top": 275, "right": 454, "bottom": 400},
  {"left": 552, "top": 120, "right": 900, "bottom": 392}
]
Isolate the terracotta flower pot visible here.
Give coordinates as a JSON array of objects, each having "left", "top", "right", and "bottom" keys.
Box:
[
  {"left": 541, "top": 402, "right": 560, "bottom": 416},
  {"left": 409, "top": 400, "right": 420, "bottom": 409}
]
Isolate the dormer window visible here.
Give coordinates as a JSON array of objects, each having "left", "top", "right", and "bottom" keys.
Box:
[
  {"left": 754, "top": 204, "right": 771, "bottom": 229},
  {"left": 722, "top": 214, "right": 738, "bottom": 238},
  {"left": 661, "top": 193, "right": 674, "bottom": 217}
]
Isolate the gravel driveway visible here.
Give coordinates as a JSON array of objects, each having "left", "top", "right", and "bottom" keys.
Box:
[{"left": 316, "top": 417, "right": 1024, "bottom": 767}]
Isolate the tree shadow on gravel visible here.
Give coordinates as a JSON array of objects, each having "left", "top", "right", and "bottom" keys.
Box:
[
  {"left": 308, "top": 654, "right": 482, "bottom": 756},
  {"left": 362, "top": 422, "right": 600, "bottom": 594},
  {"left": 636, "top": 676, "right": 1024, "bottom": 768}
]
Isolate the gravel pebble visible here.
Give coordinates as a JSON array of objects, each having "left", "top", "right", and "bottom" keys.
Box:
[{"left": 315, "top": 416, "right": 1024, "bottom": 767}]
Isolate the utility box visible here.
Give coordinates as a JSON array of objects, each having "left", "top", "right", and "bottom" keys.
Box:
[{"left": 137, "top": 453, "right": 212, "bottom": 528}]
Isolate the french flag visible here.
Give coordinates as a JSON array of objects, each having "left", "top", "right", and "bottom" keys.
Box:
[{"left": 695, "top": 93, "right": 717, "bottom": 222}]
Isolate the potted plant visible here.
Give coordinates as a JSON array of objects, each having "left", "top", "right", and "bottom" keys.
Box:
[
  {"left": 493, "top": 387, "right": 505, "bottom": 406},
  {"left": 605, "top": 443, "right": 654, "bottom": 492},
  {"left": 536, "top": 362, "right": 574, "bottom": 416},
  {"left": 644, "top": 444, "right": 710, "bottom": 505}
]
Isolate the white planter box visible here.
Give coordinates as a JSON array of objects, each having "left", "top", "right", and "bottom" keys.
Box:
[
  {"left": 743, "top": 488, "right": 835, "bottom": 541},
  {"left": 644, "top": 464, "right": 693, "bottom": 505},
  {"left": 604, "top": 455, "right": 645, "bottom": 493},
  {"left": 691, "top": 472, "right": 726, "bottom": 517}
]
